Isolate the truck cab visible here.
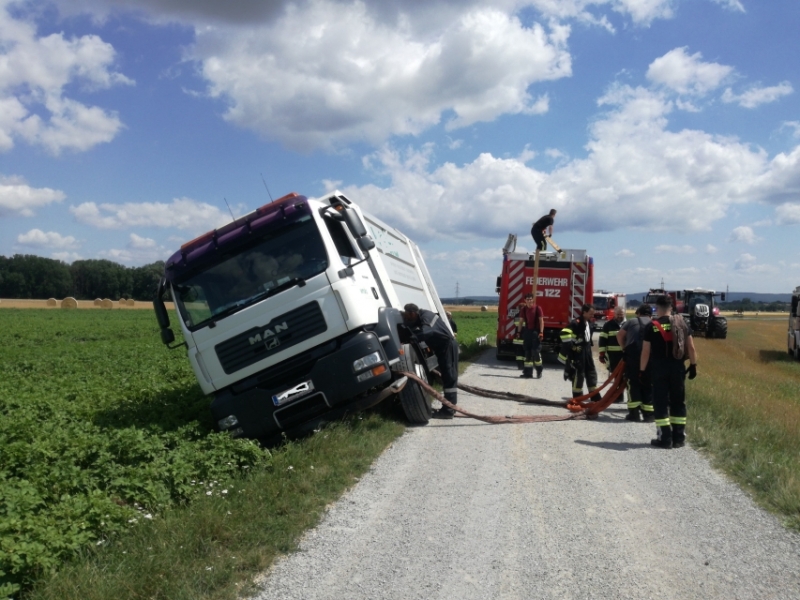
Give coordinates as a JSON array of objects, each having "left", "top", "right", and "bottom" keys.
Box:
[
  {"left": 154, "top": 192, "right": 449, "bottom": 442},
  {"left": 592, "top": 290, "right": 626, "bottom": 330}
]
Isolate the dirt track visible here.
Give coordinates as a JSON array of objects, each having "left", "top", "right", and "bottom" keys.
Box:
[{"left": 251, "top": 351, "right": 800, "bottom": 600}]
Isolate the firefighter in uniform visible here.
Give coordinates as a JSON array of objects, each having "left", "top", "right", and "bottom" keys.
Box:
[
  {"left": 513, "top": 301, "right": 526, "bottom": 370},
  {"left": 598, "top": 305, "right": 626, "bottom": 402},
  {"left": 403, "top": 303, "right": 460, "bottom": 420},
  {"left": 617, "top": 304, "right": 655, "bottom": 422},
  {"left": 558, "top": 303, "right": 600, "bottom": 400},
  {"left": 640, "top": 295, "right": 698, "bottom": 448},
  {"left": 518, "top": 293, "right": 544, "bottom": 379}
]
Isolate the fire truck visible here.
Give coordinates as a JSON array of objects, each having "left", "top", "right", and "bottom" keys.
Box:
[
  {"left": 496, "top": 234, "right": 594, "bottom": 358},
  {"left": 592, "top": 290, "right": 626, "bottom": 330}
]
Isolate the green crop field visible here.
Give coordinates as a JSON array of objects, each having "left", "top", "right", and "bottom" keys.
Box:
[{"left": 0, "top": 310, "right": 273, "bottom": 597}]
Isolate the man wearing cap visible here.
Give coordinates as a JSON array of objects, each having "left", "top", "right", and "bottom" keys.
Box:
[{"left": 402, "top": 303, "right": 460, "bottom": 419}]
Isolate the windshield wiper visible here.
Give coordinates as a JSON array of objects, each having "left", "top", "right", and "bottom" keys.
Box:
[{"left": 204, "top": 278, "right": 307, "bottom": 327}]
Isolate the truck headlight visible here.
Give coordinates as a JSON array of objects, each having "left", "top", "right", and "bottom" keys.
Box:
[
  {"left": 352, "top": 351, "right": 382, "bottom": 372},
  {"left": 218, "top": 415, "right": 239, "bottom": 430}
]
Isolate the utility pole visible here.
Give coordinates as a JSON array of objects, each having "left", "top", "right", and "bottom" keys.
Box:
[{"left": 455, "top": 281, "right": 460, "bottom": 304}]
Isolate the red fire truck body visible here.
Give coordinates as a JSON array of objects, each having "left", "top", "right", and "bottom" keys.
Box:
[
  {"left": 592, "top": 290, "right": 626, "bottom": 330},
  {"left": 496, "top": 238, "right": 594, "bottom": 358}
]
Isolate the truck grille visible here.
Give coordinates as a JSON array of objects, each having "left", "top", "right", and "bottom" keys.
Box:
[{"left": 215, "top": 301, "right": 327, "bottom": 374}]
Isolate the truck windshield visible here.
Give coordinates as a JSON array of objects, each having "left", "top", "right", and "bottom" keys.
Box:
[
  {"left": 593, "top": 296, "right": 609, "bottom": 310},
  {"left": 172, "top": 215, "right": 328, "bottom": 329}
]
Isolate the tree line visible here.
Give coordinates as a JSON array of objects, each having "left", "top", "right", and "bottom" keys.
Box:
[{"left": 0, "top": 254, "right": 165, "bottom": 301}]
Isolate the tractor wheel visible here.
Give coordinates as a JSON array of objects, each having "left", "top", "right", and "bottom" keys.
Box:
[
  {"left": 795, "top": 344, "right": 800, "bottom": 362},
  {"left": 714, "top": 318, "right": 728, "bottom": 339},
  {"left": 397, "top": 344, "right": 433, "bottom": 424}
]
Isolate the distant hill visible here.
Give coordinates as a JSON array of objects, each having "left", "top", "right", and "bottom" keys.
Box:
[{"left": 629, "top": 291, "right": 790, "bottom": 303}]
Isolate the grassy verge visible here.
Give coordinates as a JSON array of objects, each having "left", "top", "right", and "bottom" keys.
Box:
[
  {"left": 25, "top": 415, "right": 403, "bottom": 600},
  {"left": 451, "top": 310, "right": 497, "bottom": 373},
  {"left": 687, "top": 319, "right": 800, "bottom": 530}
]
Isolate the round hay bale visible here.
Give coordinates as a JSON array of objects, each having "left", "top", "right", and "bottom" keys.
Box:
[
  {"left": 93, "top": 298, "right": 102, "bottom": 306},
  {"left": 101, "top": 298, "right": 113, "bottom": 309},
  {"left": 61, "top": 297, "right": 78, "bottom": 309},
  {"left": 481, "top": 305, "right": 488, "bottom": 312},
  {"left": 46, "top": 298, "right": 57, "bottom": 307},
  {"left": 119, "top": 298, "right": 127, "bottom": 307},
  {"left": 126, "top": 298, "right": 135, "bottom": 307}
]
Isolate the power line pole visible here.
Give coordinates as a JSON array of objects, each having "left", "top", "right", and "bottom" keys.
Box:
[{"left": 455, "top": 281, "right": 460, "bottom": 304}]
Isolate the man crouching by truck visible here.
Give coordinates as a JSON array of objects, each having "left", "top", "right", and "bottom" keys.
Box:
[{"left": 402, "top": 303, "right": 459, "bottom": 419}]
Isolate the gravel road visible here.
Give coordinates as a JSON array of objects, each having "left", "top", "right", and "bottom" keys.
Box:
[{"left": 251, "top": 351, "right": 800, "bottom": 600}]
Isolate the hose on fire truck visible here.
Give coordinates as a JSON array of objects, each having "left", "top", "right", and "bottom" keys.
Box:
[{"left": 397, "top": 361, "right": 627, "bottom": 424}]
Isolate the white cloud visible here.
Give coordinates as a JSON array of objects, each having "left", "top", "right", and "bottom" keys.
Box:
[
  {"left": 16, "top": 228, "right": 80, "bottom": 249},
  {"left": 646, "top": 47, "right": 733, "bottom": 96},
  {"left": 710, "top": 0, "right": 744, "bottom": 11},
  {"left": 654, "top": 244, "right": 696, "bottom": 254},
  {"left": 705, "top": 244, "right": 718, "bottom": 254},
  {"left": 776, "top": 203, "right": 800, "bottom": 225},
  {"left": 722, "top": 82, "right": 793, "bottom": 109},
  {"left": 70, "top": 197, "right": 230, "bottom": 231},
  {"left": 0, "top": 3, "right": 132, "bottom": 154},
  {"left": 128, "top": 233, "right": 157, "bottom": 249},
  {"left": 0, "top": 175, "right": 66, "bottom": 217},
  {"left": 734, "top": 252, "right": 777, "bottom": 274},
  {"left": 615, "top": 248, "right": 634, "bottom": 257},
  {"left": 52, "top": 251, "right": 83, "bottom": 263},
  {"left": 728, "top": 225, "right": 759, "bottom": 245},
  {"left": 340, "top": 84, "right": 788, "bottom": 240},
  {"left": 191, "top": 4, "right": 571, "bottom": 150},
  {"left": 782, "top": 121, "right": 800, "bottom": 138}
]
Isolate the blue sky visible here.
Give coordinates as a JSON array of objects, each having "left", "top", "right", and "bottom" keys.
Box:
[{"left": 1, "top": 0, "right": 798, "bottom": 297}]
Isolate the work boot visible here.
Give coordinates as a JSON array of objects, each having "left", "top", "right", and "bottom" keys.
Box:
[
  {"left": 536, "top": 367, "right": 543, "bottom": 379},
  {"left": 651, "top": 425, "right": 672, "bottom": 449},
  {"left": 672, "top": 425, "right": 686, "bottom": 448},
  {"left": 431, "top": 408, "right": 455, "bottom": 420},
  {"left": 641, "top": 411, "right": 655, "bottom": 423},
  {"left": 625, "top": 409, "right": 641, "bottom": 422},
  {"left": 521, "top": 366, "right": 534, "bottom": 379}
]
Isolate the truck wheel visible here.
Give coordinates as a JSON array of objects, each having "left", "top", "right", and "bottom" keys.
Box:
[
  {"left": 714, "top": 318, "right": 728, "bottom": 339},
  {"left": 795, "top": 345, "right": 800, "bottom": 362},
  {"left": 397, "top": 344, "right": 433, "bottom": 424}
]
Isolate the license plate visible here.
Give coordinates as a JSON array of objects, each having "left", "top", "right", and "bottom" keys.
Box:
[{"left": 272, "top": 380, "right": 315, "bottom": 406}]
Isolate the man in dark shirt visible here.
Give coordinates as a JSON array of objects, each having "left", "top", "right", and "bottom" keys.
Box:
[
  {"left": 640, "top": 295, "right": 698, "bottom": 448},
  {"left": 531, "top": 209, "right": 557, "bottom": 252},
  {"left": 403, "top": 303, "right": 460, "bottom": 419},
  {"left": 518, "top": 292, "right": 544, "bottom": 379},
  {"left": 558, "top": 303, "right": 599, "bottom": 400}
]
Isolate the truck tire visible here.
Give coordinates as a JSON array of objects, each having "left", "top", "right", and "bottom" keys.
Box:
[
  {"left": 714, "top": 318, "right": 728, "bottom": 339},
  {"left": 795, "top": 344, "right": 800, "bottom": 362},
  {"left": 397, "top": 344, "right": 433, "bottom": 424}
]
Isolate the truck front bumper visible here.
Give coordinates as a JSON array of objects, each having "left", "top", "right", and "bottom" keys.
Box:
[{"left": 210, "top": 329, "right": 392, "bottom": 441}]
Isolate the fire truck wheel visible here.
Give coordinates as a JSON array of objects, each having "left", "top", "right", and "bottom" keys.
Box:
[
  {"left": 398, "top": 344, "right": 433, "bottom": 424},
  {"left": 795, "top": 345, "right": 800, "bottom": 361}
]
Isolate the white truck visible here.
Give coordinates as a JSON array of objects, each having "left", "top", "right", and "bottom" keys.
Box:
[
  {"left": 789, "top": 286, "right": 800, "bottom": 361},
  {"left": 153, "top": 191, "right": 450, "bottom": 442}
]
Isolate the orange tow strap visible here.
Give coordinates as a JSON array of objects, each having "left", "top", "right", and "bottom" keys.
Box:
[{"left": 398, "top": 360, "right": 628, "bottom": 424}]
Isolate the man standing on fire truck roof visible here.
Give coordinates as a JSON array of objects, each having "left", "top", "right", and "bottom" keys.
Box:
[
  {"left": 531, "top": 209, "right": 557, "bottom": 252},
  {"left": 403, "top": 303, "right": 459, "bottom": 420},
  {"left": 598, "top": 306, "right": 626, "bottom": 401},
  {"left": 559, "top": 304, "right": 600, "bottom": 401},
  {"left": 518, "top": 292, "right": 544, "bottom": 379}
]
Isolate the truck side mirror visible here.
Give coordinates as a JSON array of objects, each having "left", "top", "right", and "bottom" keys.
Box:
[
  {"left": 676, "top": 291, "right": 683, "bottom": 300},
  {"left": 154, "top": 277, "right": 185, "bottom": 350},
  {"left": 341, "top": 207, "right": 375, "bottom": 253},
  {"left": 721, "top": 293, "right": 726, "bottom": 301}
]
